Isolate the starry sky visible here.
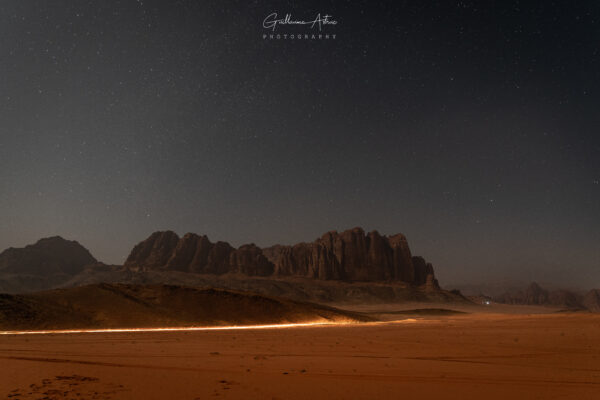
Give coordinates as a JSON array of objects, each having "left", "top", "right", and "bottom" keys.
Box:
[{"left": 1, "top": 1, "right": 598, "bottom": 288}]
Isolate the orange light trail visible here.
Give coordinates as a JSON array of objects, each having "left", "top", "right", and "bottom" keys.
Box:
[{"left": 0, "top": 319, "right": 418, "bottom": 336}]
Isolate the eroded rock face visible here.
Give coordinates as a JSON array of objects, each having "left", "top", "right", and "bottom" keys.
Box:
[
  {"left": 261, "top": 228, "right": 425, "bottom": 282},
  {"left": 411, "top": 256, "right": 437, "bottom": 287},
  {"left": 124, "top": 227, "right": 437, "bottom": 285},
  {"left": 229, "top": 244, "right": 274, "bottom": 276},
  {"left": 124, "top": 231, "right": 180, "bottom": 270},
  {"left": 264, "top": 241, "right": 343, "bottom": 279},
  {"left": 165, "top": 233, "right": 204, "bottom": 272},
  {"left": 165, "top": 233, "right": 238, "bottom": 274}
]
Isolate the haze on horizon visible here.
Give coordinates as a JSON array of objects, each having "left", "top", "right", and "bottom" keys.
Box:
[{"left": 0, "top": 1, "right": 598, "bottom": 289}]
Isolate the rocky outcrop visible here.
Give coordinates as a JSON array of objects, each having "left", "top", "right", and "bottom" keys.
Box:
[
  {"left": 124, "top": 231, "right": 180, "bottom": 270},
  {"left": 548, "top": 289, "right": 581, "bottom": 308},
  {"left": 411, "top": 256, "right": 438, "bottom": 289},
  {"left": 124, "top": 232, "right": 273, "bottom": 276},
  {"left": 165, "top": 233, "right": 234, "bottom": 274},
  {"left": 582, "top": 289, "right": 600, "bottom": 312},
  {"left": 263, "top": 228, "right": 432, "bottom": 284},
  {"left": 495, "top": 282, "right": 549, "bottom": 305},
  {"left": 0, "top": 236, "right": 97, "bottom": 276},
  {"left": 263, "top": 242, "right": 343, "bottom": 279},
  {"left": 229, "top": 244, "right": 274, "bottom": 276},
  {"left": 494, "top": 282, "right": 600, "bottom": 312},
  {"left": 524, "top": 282, "right": 549, "bottom": 305},
  {"left": 124, "top": 227, "right": 437, "bottom": 285}
]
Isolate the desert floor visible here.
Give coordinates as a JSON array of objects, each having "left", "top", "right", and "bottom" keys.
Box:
[{"left": 1, "top": 309, "right": 599, "bottom": 399}]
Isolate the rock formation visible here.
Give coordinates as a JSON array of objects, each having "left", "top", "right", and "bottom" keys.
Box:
[
  {"left": 124, "top": 227, "right": 437, "bottom": 286},
  {"left": 494, "top": 282, "right": 600, "bottom": 312},
  {"left": 0, "top": 236, "right": 97, "bottom": 276},
  {"left": 125, "top": 232, "right": 274, "bottom": 276},
  {"left": 524, "top": 282, "right": 550, "bottom": 305},
  {"left": 548, "top": 289, "right": 581, "bottom": 309},
  {"left": 495, "top": 282, "right": 549, "bottom": 305},
  {"left": 582, "top": 289, "right": 600, "bottom": 313},
  {"left": 124, "top": 231, "right": 180, "bottom": 270}
]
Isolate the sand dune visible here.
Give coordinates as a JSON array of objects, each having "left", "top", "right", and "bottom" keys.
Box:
[{"left": 0, "top": 283, "right": 369, "bottom": 331}]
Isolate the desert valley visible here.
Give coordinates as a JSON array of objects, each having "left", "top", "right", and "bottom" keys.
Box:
[{"left": 1, "top": 229, "right": 599, "bottom": 399}]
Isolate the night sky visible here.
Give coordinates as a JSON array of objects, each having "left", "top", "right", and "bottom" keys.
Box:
[{"left": 1, "top": 1, "right": 598, "bottom": 287}]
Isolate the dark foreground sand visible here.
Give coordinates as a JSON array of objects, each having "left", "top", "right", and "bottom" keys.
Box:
[{"left": 1, "top": 312, "right": 599, "bottom": 399}]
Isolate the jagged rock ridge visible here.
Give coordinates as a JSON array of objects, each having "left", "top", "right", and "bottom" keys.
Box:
[
  {"left": 124, "top": 227, "right": 437, "bottom": 286},
  {"left": 494, "top": 282, "right": 600, "bottom": 312},
  {"left": 125, "top": 232, "right": 273, "bottom": 276}
]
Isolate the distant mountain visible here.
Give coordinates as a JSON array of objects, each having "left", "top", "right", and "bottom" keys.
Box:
[
  {"left": 445, "top": 281, "right": 528, "bottom": 298},
  {"left": 0, "top": 229, "right": 467, "bottom": 305},
  {"left": 582, "top": 289, "right": 600, "bottom": 312},
  {"left": 0, "top": 236, "right": 96, "bottom": 276},
  {"left": 0, "top": 283, "right": 371, "bottom": 331},
  {"left": 494, "top": 282, "right": 599, "bottom": 312},
  {"left": 124, "top": 227, "right": 438, "bottom": 287}
]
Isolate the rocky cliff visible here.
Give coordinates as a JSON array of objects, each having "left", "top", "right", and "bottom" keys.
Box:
[
  {"left": 124, "top": 227, "right": 437, "bottom": 286},
  {"left": 125, "top": 232, "right": 274, "bottom": 276}
]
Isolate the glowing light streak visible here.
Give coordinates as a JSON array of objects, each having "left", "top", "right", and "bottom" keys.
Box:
[{"left": 0, "top": 319, "right": 418, "bottom": 336}]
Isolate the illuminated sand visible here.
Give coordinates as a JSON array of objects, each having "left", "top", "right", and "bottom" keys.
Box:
[{"left": 1, "top": 313, "right": 599, "bottom": 399}]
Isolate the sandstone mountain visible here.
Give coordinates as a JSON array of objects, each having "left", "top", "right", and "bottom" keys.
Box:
[
  {"left": 0, "top": 236, "right": 97, "bottom": 276},
  {"left": 0, "top": 230, "right": 467, "bottom": 305},
  {"left": 124, "top": 227, "right": 438, "bottom": 287}
]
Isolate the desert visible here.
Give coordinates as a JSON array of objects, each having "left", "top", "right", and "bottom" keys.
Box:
[
  {"left": 2, "top": 306, "right": 599, "bottom": 399},
  {"left": 1, "top": 231, "right": 599, "bottom": 399}
]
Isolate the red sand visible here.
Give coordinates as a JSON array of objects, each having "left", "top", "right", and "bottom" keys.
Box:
[{"left": 2, "top": 313, "right": 599, "bottom": 399}]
